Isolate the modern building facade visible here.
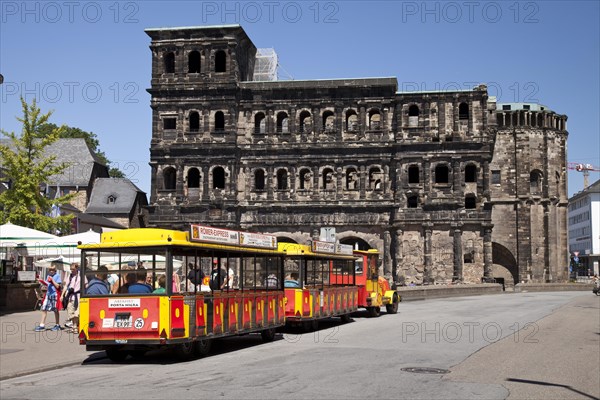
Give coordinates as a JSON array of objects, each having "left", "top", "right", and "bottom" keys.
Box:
[
  {"left": 145, "top": 25, "right": 569, "bottom": 285},
  {"left": 568, "top": 179, "right": 600, "bottom": 276}
]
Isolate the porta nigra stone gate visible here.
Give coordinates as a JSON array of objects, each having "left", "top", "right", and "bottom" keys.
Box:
[{"left": 145, "top": 25, "right": 569, "bottom": 286}]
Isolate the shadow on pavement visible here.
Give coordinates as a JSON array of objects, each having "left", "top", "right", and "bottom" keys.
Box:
[{"left": 506, "top": 378, "right": 600, "bottom": 400}]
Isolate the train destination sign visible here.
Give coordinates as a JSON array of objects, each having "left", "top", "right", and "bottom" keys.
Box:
[
  {"left": 239, "top": 231, "right": 277, "bottom": 249},
  {"left": 190, "top": 224, "right": 239, "bottom": 245}
]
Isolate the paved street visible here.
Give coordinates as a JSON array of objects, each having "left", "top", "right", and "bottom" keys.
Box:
[{"left": 1, "top": 291, "right": 598, "bottom": 400}]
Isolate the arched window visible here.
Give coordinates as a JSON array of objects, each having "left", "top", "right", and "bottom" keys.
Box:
[
  {"left": 369, "top": 167, "right": 382, "bottom": 190},
  {"left": 299, "top": 111, "right": 312, "bottom": 133},
  {"left": 435, "top": 164, "right": 449, "bottom": 184},
  {"left": 346, "top": 110, "right": 358, "bottom": 132},
  {"left": 346, "top": 167, "right": 358, "bottom": 190},
  {"left": 214, "top": 111, "right": 225, "bottom": 132},
  {"left": 276, "top": 112, "right": 289, "bottom": 133},
  {"left": 459, "top": 102, "right": 469, "bottom": 120},
  {"left": 322, "top": 111, "right": 335, "bottom": 132},
  {"left": 407, "top": 195, "right": 418, "bottom": 208},
  {"left": 465, "top": 194, "right": 477, "bottom": 209},
  {"left": 254, "top": 169, "right": 265, "bottom": 190},
  {"left": 188, "top": 51, "right": 201, "bottom": 73},
  {"left": 215, "top": 50, "right": 226, "bottom": 72},
  {"left": 368, "top": 109, "right": 381, "bottom": 130},
  {"left": 164, "top": 52, "right": 175, "bottom": 73},
  {"left": 465, "top": 164, "right": 477, "bottom": 183},
  {"left": 189, "top": 111, "right": 200, "bottom": 132},
  {"left": 299, "top": 168, "right": 312, "bottom": 190},
  {"left": 213, "top": 167, "right": 225, "bottom": 189},
  {"left": 408, "top": 105, "right": 419, "bottom": 127},
  {"left": 163, "top": 167, "right": 176, "bottom": 190},
  {"left": 187, "top": 168, "right": 200, "bottom": 188},
  {"left": 408, "top": 165, "right": 420, "bottom": 184},
  {"left": 276, "top": 169, "right": 288, "bottom": 190},
  {"left": 322, "top": 168, "right": 335, "bottom": 190},
  {"left": 530, "top": 170, "right": 542, "bottom": 194},
  {"left": 254, "top": 112, "right": 266, "bottom": 134}
]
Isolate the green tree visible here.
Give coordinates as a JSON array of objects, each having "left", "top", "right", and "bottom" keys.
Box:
[
  {"left": 38, "top": 123, "right": 124, "bottom": 178},
  {"left": 0, "top": 98, "right": 75, "bottom": 233}
]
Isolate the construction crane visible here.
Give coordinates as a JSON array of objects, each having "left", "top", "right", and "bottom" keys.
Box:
[{"left": 567, "top": 162, "right": 600, "bottom": 189}]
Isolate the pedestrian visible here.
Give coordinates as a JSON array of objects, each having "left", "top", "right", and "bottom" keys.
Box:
[
  {"left": 62, "top": 262, "right": 84, "bottom": 333},
  {"left": 35, "top": 264, "right": 62, "bottom": 331}
]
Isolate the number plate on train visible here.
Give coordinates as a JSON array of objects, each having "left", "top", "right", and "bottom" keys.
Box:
[{"left": 114, "top": 316, "right": 132, "bottom": 328}]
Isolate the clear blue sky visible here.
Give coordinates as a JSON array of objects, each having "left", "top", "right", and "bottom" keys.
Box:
[{"left": 1, "top": 1, "right": 598, "bottom": 197}]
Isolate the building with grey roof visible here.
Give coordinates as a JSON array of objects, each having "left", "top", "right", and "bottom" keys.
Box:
[{"left": 86, "top": 178, "right": 148, "bottom": 228}]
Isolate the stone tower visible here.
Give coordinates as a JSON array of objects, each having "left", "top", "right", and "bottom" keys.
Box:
[{"left": 145, "top": 25, "right": 569, "bottom": 285}]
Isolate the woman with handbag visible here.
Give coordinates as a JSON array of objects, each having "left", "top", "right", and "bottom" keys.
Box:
[{"left": 62, "top": 263, "right": 84, "bottom": 333}]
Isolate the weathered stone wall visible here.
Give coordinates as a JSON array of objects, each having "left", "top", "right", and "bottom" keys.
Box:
[{"left": 145, "top": 26, "right": 569, "bottom": 284}]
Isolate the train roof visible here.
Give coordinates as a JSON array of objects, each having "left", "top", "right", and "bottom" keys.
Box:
[{"left": 78, "top": 228, "right": 285, "bottom": 256}]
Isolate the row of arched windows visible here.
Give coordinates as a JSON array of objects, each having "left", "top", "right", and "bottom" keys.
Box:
[
  {"left": 164, "top": 102, "right": 472, "bottom": 134},
  {"left": 160, "top": 163, "right": 481, "bottom": 192},
  {"left": 253, "top": 167, "right": 383, "bottom": 191},
  {"left": 163, "top": 50, "right": 227, "bottom": 74},
  {"left": 406, "top": 164, "right": 478, "bottom": 184}
]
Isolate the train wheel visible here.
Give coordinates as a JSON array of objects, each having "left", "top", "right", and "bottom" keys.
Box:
[
  {"left": 105, "top": 348, "right": 128, "bottom": 362},
  {"left": 386, "top": 294, "right": 399, "bottom": 314},
  {"left": 174, "top": 342, "right": 196, "bottom": 361},
  {"left": 340, "top": 314, "right": 352, "bottom": 323},
  {"left": 195, "top": 338, "right": 212, "bottom": 357},
  {"left": 367, "top": 306, "right": 381, "bottom": 317},
  {"left": 261, "top": 328, "right": 276, "bottom": 342},
  {"left": 129, "top": 350, "right": 147, "bottom": 360}
]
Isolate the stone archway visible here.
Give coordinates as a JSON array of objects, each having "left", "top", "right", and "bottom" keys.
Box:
[
  {"left": 492, "top": 242, "right": 518, "bottom": 284},
  {"left": 339, "top": 236, "right": 372, "bottom": 250}
]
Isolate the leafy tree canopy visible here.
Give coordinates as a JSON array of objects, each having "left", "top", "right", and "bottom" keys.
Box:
[{"left": 0, "top": 98, "right": 75, "bottom": 233}]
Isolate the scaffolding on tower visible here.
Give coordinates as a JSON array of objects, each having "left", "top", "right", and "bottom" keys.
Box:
[{"left": 253, "top": 48, "right": 278, "bottom": 81}]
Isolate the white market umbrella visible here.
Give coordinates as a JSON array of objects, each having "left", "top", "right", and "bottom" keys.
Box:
[
  {"left": 15, "top": 229, "right": 100, "bottom": 258},
  {"left": 0, "top": 222, "right": 58, "bottom": 248}
]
